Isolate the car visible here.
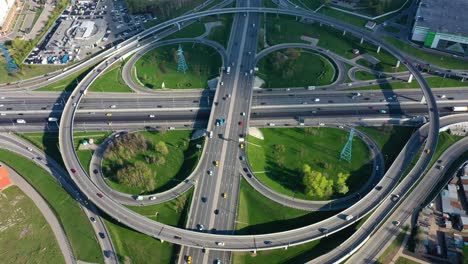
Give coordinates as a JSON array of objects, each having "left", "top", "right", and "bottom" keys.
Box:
[
  {"left": 214, "top": 209, "right": 219, "bottom": 214},
  {"left": 393, "top": 220, "right": 400, "bottom": 226},
  {"left": 197, "top": 224, "right": 204, "bottom": 231},
  {"left": 186, "top": 255, "right": 192, "bottom": 264},
  {"left": 214, "top": 161, "right": 219, "bottom": 166},
  {"left": 105, "top": 113, "right": 112, "bottom": 117},
  {"left": 70, "top": 168, "right": 77, "bottom": 174},
  {"left": 109, "top": 105, "right": 116, "bottom": 108},
  {"left": 98, "top": 232, "right": 105, "bottom": 239},
  {"left": 247, "top": 173, "right": 252, "bottom": 178},
  {"left": 216, "top": 242, "right": 225, "bottom": 246},
  {"left": 201, "top": 197, "right": 207, "bottom": 203},
  {"left": 93, "top": 169, "right": 98, "bottom": 174},
  {"left": 239, "top": 143, "right": 244, "bottom": 149},
  {"left": 97, "top": 193, "right": 104, "bottom": 198},
  {"left": 149, "top": 114, "right": 155, "bottom": 118},
  {"left": 239, "top": 121, "right": 243, "bottom": 126},
  {"left": 149, "top": 196, "right": 156, "bottom": 200},
  {"left": 375, "top": 186, "right": 382, "bottom": 191},
  {"left": 264, "top": 241, "right": 272, "bottom": 245},
  {"left": 90, "top": 216, "right": 96, "bottom": 223},
  {"left": 239, "top": 156, "right": 245, "bottom": 161},
  {"left": 314, "top": 98, "right": 320, "bottom": 102},
  {"left": 215, "top": 259, "right": 221, "bottom": 264},
  {"left": 174, "top": 235, "right": 182, "bottom": 239},
  {"left": 240, "top": 112, "right": 246, "bottom": 116},
  {"left": 27, "top": 147, "right": 33, "bottom": 152},
  {"left": 222, "top": 193, "right": 227, "bottom": 199}
]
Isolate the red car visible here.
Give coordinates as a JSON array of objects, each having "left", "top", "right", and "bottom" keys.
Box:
[
  {"left": 239, "top": 121, "right": 243, "bottom": 126},
  {"left": 70, "top": 168, "right": 77, "bottom": 174},
  {"left": 97, "top": 193, "right": 104, "bottom": 198}
]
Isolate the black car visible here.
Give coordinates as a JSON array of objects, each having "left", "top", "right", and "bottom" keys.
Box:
[
  {"left": 93, "top": 169, "right": 99, "bottom": 174},
  {"left": 98, "top": 232, "right": 105, "bottom": 239}
]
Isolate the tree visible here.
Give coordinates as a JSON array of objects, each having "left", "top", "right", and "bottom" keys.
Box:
[
  {"left": 114, "top": 161, "right": 155, "bottom": 192},
  {"left": 155, "top": 141, "right": 169, "bottom": 155},
  {"left": 335, "top": 172, "right": 350, "bottom": 194},
  {"left": 302, "top": 164, "right": 333, "bottom": 198}
]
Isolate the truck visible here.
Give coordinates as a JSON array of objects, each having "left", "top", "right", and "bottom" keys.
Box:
[
  {"left": 135, "top": 196, "right": 143, "bottom": 201},
  {"left": 208, "top": 131, "right": 213, "bottom": 138},
  {"left": 48, "top": 117, "right": 58, "bottom": 122},
  {"left": 452, "top": 106, "right": 468, "bottom": 112},
  {"left": 226, "top": 67, "right": 231, "bottom": 74},
  {"left": 239, "top": 137, "right": 245, "bottom": 143}
]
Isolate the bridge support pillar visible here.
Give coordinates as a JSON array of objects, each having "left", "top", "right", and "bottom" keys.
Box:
[
  {"left": 462, "top": 78, "right": 465, "bottom": 82},
  {"left": 343, "top": 30, "right": 346, "bottom": 36},
  {"left": 175, "top": 22, "right": 181, "bottom": 30},
  {"left": 360, "top": 38, "right": 364, "bottom": 44},
  {"left": 160, "top": 240, "right": 164, "bottom": 243},
  {"left": 376, "top": 46, "right": 381, "bottom": 53},
  {"left": 408, "top": 74, "right": 414, "bottom": 83},
  {"left": 396, "top": 60, "right": 400, "bottom": 68}
]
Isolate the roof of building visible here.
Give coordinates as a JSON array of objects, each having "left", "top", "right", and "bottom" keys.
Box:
[
  {"left": 0, "top": 164, "right": 11, "bottom": 190},
  {"left": 415, "top": 0, "right": 468, "bottom": 36}
]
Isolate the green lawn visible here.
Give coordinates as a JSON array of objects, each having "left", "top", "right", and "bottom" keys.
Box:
[
  {"left": 88, "top": 63, "right": 134, "bottom": 93},
  {"left": 384, "top": 26, "right": 401, "bottom": 34},
  {"left": 395, "top": 256, "right": 421, "bottom": 264},
  {"left": 265, "top": 15, "right": 401, "bottom": 72},
  {"left": 0, "top": 58, "right": 64, "bottom": 83},
  {"left": 353, "top": 75, "right": 468, "bottom": 90},
  {"left": 205, "top": 14, "right": 234, "bottom": 48},
  {"left": 0, "top": 185, "right": 64, "bottom": 264},
  {"left": 103, "top": 189, "right": 193, "bottom": 264},
  {"left": 354, "top": 70, "right": 380, "bottom": 81},
  {"left": 134, "top": 43, "right": 221, "bottom": 89},
  {"left": 37, "top": 64, "right": 97, "bottom": 92},
  {"left": 246, "top": 127, "right": 372, "bottom": 200},
  {"left": 289, "top": 0, "right": 323, "bottom": 10},
  {"left": 233, "top": 179, "right": 363, "bottom": 263},
  {"left": 257, "top": 49, "right": 336, "bottom": 88},
  {"left": 160, "top": 22, "right": 206, "bottom": 39},
  {"left": 384, "top": 37, "right": 468, "bottom": 70},
  {"left": 358, "top": 126, "right": 416, "bottom": 171},
  {"left": 463, "top": 245, "right": 468, "bottom": 264},
  {"left": 0, "top": 150, "right": 103, "bottom": 263},
  {"left": 103, "top": 130, "right": 203, "bottom": 194}
]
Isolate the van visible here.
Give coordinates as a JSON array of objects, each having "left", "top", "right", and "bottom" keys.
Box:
[
  {"left": 209, "top": 131, "right": 213, "bottom": 138},
  {"left": 135, "top": 196, "right": 143, "bottom": 201}
]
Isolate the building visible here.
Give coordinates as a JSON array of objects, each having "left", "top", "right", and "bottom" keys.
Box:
[
  {"left": 411, "top": 0, "right": 468, "bottom": 55},
  {"left": 0, "top": 0, "right": 15, "bottom": 28},
  {"left": 0, "top": 164, "right": 11, "bottom": 190}
]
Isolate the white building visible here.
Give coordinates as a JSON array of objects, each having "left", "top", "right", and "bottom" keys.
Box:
[{"left": 0, "top": 0, "right": 15, "bottom": 28}]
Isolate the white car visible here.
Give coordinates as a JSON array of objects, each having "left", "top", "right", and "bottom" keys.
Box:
[
  {"left": 110, "top": 105, "right": 117, "bottom": 109},
  {"left": 314, "top": 98, "right": 320, "bottom": 102},
  {"left": 241, "top": 112, "right": 246, "bottom": 116},
  {"left": 148, "top": 114, "right": 155, "bottom": 118},
  {"left": 208, "top": 170, "right": 213, "bottom": 176},
  {"left": 27, "top": 147, "right": 33, "bottom": 152},
  {"left": 216, "top": 242, "right": 225, "bottom": 246},
  {"left": 149, "top": 196, "right": 156, "bottom": 201}
]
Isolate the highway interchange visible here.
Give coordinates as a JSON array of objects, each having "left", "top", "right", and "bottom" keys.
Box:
[{"left": 0, "top": 1, "right": 467, "bottom": 264}]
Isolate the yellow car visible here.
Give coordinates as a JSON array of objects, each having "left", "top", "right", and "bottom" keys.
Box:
[
  {"left": 187, "top": 255, "right": 192, "bottom": 264},
  {"left": 222, "top": 193, "right": 228, "bottom": 199},
  {"left": 239, "top": 143, "right": 244, "bottom": 149},
  {"left": 105, "top": 113, "right": 112, "bottom": 117},
  {"left": 215, "top": 160, "right": 220, "bottom": 166}
]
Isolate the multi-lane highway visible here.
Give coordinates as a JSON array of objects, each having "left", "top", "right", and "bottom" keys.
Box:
[{"left": 53, "top": 5, "right": 441, "bottom": 259}]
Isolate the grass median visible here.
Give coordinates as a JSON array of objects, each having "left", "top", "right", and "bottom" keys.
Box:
[
  {"left": 0, "top": 185, "right": 64, "bottom": 264},
  {"left": 246, "top": 127, "right": 372, "bottom": 200},
  {"left": 0, "top": 149, "right": 103, "bottom": 263}
]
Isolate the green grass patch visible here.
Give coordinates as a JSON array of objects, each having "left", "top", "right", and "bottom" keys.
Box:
[
  {"left": 160, "top": 21, "right": 206, "bottom": 39},
  {"left": 384, "top": 26, "right": 401, "bottom": 33},
  {"left": 265, "top": 15, "right": 400, "bottom": 72},
  {"left": 0, "top": 58, "right": 64, "bottom": 83},
  {"left": 88, "top": 63, "right": 134, "bottom": 93},
  {"left": 0, "top": 149, "right": 103, "bottom": 263},
  {"left": 134, "top": 43, "right": 221, "bottom": 89},
  {"left": 246, "top": 127, "right": 372, "bottom": 200},
  {"left": 377, "top": 226, "right": 408, "bottom": 263},
  {"left": 354, "top": 70, "right": 380, "bottom": 80},
  {"left": 358, "top": 125, "right": 416, "bottom": 171},
  {"left": 353, "top": 76, "right": 468, "bottom": 90},
  {"left": 395, "top": 256, "right": 420, "bottom": 264},
  {"left": 205, "top": 14, "right": 234, "bottom": 48},
  {"left": 257, "top": 49, "right": 336, "bottom": 88},
  {"left": 384, "top": 37, "right": 468, "bottom": 70},
  {"left": 0, "top": 185, "right": 64, "bottom": 264},
  {"left": 289, "top": 0, "right": 323, "bottom": 10},
  {"left": 103, "top": 130, "right": 203, "bottom": 194}
]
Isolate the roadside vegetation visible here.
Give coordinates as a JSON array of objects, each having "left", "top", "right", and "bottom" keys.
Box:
[
  {"left": 102, "top": 130, "right": 203, "bottom": 194},
  {"left": 247, "top": 127, "right": 372, "bottom": 200},
  {"left": 257, "top": 48, "right": 336, "bottom": 88},
  {"left": 37, "top": 64, "right": 97, "bottom": 92},
  {"left": 0, "top": 185, "right": 64, "bottom": 264},
  {"left": 127, "top": 0, "right": 207, "bottom": 22},
  {"left": 0, "top": 149, "right": 103, "bottom": 263},
  {"left": 88, "top": 61, "right": 134, "bottom": 92},
  {"left": 134, "top": 43, "right": 221, "bottom": 89}
]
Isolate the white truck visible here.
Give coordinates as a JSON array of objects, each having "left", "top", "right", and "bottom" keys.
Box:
[
  {"left": 452, "top": 106, "right": 468, "bottom": 112},
  {"left": 135, "top": 196, "right": 143, "bottom": 201},
  {"left": 239, "top": 137, "right": 245, "bottom": 143},
  {"left": 226, "top": 66, "right": 231, "bottom": 74},
  {"left": 48, "top": 117, "right": 58, "bottom": 122}
]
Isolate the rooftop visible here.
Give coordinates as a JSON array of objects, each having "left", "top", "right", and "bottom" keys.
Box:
[{"left": 415, "top": 0, "right": 468, "bottom": 36}]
